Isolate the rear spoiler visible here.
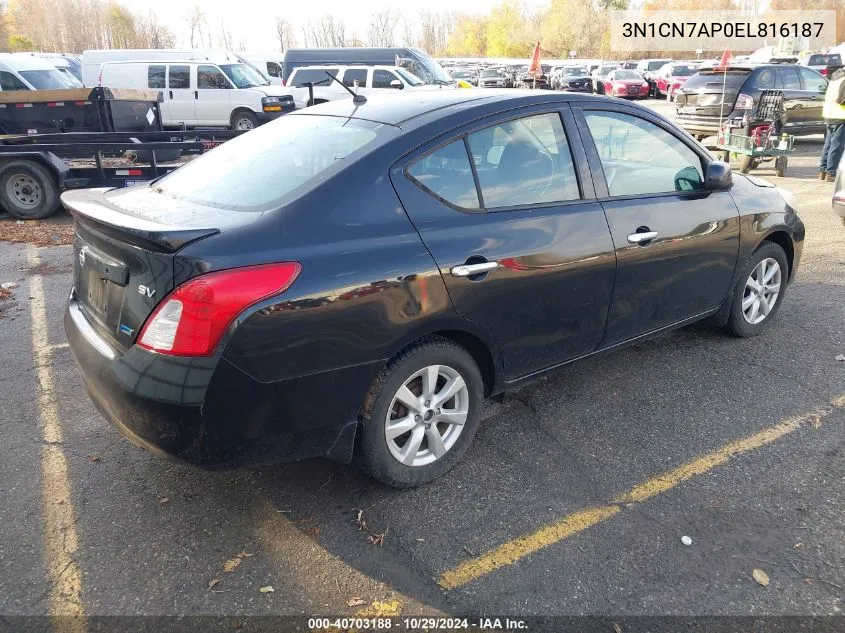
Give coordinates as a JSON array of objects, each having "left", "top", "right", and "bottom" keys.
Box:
[{"left": 61, "top": 188, "right": 218, "bottom": 253}]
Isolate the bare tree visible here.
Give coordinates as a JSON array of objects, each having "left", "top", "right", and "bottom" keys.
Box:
[
  {"left": 275, "top": 16, "right": 296, "bottom": 51},
  {"left": 418, "top": 10, "right": 454, "bottom": 55},
  {"left": 219, "top": 18, "right": 232, "bottom": 50},
  {"left": 306, "top": 15, "right": 346, "bottom": 47},
  {"left": 367, "top": 9, "right": 399, "bottom": 47},
  {"left": 187, "top": 5, "right": 206, "bottom": 48}
]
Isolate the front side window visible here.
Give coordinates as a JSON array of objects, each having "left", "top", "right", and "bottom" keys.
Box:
[
  {"left": 407, "top": 140, "right": 479, "bottom": 209},
  {"left": 148, "top": 64, "right": 165, "bottom": 89},
  {"left": 0, "top": 71, "right": 30, "bottom": 91},
  {"left": 18, "top": 70, "right": 68, "bottom": 89},
  {"left": 342, "top": 69, "right": 367, "bottom": 88},
  {"left": 797, "top": 66, "right": 827, "bottom": 93},
  {"left": 584, "top": 110, "right": 703, "bottom": 196},
  {"left": 373, "top": 69, "right": 399, "bottom": 88},
  {"left": 198, "top": 65, "right": 230, "bottom": 89},
  {"left": 168, "top": 65, "right": 190, "bottom": 89},
  {"left": 467, "top": 113, "right": 579, "bottom": 208}
]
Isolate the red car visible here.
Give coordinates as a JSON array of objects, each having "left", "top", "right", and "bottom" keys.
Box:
[
  {"left": 600, "top": 69, "right": 649, "bottom": 100},
  {"left": 656, "top": 62, "right": 698, "bottom": 100}
]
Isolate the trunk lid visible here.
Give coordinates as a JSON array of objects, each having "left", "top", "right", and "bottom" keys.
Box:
[
  {"left": 63, "top": 186, "right": 255, "bottom": 350},
  {"left": 675, "top": 70, "right": 751, "bottom": 117}
]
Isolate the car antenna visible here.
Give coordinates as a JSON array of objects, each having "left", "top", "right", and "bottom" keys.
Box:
[{"left": 325, "top": 70, "right": 367, "bottom": 104}]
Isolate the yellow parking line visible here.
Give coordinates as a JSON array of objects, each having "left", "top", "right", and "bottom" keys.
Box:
[
  {"left": 438, "top": 395, "right": 845, "bottom": 590},
  {"left": 28, "top": 246, "right": 87, "bottom": 633}
]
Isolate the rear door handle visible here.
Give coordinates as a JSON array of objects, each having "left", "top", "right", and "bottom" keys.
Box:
[
  {"left": 451, "top": 261, "right": 499, "bottom": 277},
  {"left": 194, "top": 90, "right": 198, "bottom": 99},
  {"left": 169, "top": 90, "right": 173, "bottom": 99},
  {"left": 627, "top": 231, "right": 658, "bottom": 244}
]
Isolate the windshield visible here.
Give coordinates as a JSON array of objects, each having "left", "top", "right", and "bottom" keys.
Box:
[
  {"left": 395, "top": 68, "right": 424, "bottom": 86},
  {"left": 613, "top": 70, "right": 642, "bottom": 80},
  {"left": 451, "top": 71, "right": 470, "bottom": 78},
  {"left": 599, "top": 65, "right": 618, "bottom": 75},
  {"left": 18, "top": 70, "right": 71, "bottom": 89},
  {"left": 648, "top": 60, "right": 668, "bottom": 71},
  {"left": 482, "top": 69, "right": 503, "bottom": 77},
  {"left": 57, "top": 67, "right": 83, "bottom": 87},
  {"left": 562, "top": 67, "right": 588, "bottom": 76},
  {"left": 219, "top": 63, "right": 268, "bottom": 88},
  {"left": 400, "top": 56, "right": 453, "bottom": 85},
  {"left": 672, "top": 65, "right": 696, "bottom": 76},
  {"left": 154, "top": 116, "right": 397, "bottom": 212}
]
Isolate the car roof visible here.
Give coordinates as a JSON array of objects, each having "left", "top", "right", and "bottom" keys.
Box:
[{"left": 291, "top": 89, "right": 625, "bottom": 129}]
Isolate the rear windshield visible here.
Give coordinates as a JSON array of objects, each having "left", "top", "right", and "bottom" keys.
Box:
[
  {"left": 809, "top": 54, "right": 841, "bottom": 65},
  {"left": 153, "top": 115, "right": 397, "bottom": 212},
  {"left": 613, "top": 70, "right": 642, "bottom": 80},
  {"left": 481, "top": 69, "right": 502, "bottom": 77},
  {"left": 672, "top": 65, "right": 697, "bottom": 76},
  {"left": 647, "top": 60, "right": 668, "bottom": 71},
  {"left": 681, "top": 70, "right": 750, "bottom": 91}
]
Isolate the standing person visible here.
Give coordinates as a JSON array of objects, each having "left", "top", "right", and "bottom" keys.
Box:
[{"left": 820, "top": 68, "right": 845, "bottom": 181}]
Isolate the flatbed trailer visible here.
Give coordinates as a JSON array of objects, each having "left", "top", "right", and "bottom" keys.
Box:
[{"left": 0, "top": 129, "right": 241, "bottom": 219}]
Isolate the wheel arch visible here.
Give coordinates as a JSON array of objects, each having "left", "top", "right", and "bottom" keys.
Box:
[
  {"left": 761, "top": 229, "right": 794, "bottom": 280},
  {"left": 229, "top": 107, "right": 258, "bottom": 126}
]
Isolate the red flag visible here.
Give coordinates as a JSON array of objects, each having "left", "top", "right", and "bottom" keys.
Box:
[
  {"left": 528, "top": 41, "right": 541, "bottom": 76},
  {"left": 716, "top": 49, "right": 732, "bottom": 71}
]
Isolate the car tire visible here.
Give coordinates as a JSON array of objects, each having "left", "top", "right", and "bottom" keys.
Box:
[
  {"left": 0, "top": 160, "right": 60, "bottom": 220},
  {"left": 355, "top": 337, "right": 484, "bottom": 488},
  {"left": 230, "top": 111, "right": 258, "bottom": 131},
  {"left": 724, "top": 242, "right": 789, "bottom": 338}
]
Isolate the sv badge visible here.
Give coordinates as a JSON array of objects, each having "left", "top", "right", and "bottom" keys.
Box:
[{"left": 138, "top": 285, "right": 155, "bottom": 298}]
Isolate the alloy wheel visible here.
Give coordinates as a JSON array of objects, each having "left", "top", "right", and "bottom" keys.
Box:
[
  {"left": 742, "top": 257, "right": 782, "bottom": 325},
  {"left": 384, "top": 364, "right": 469, "bottom": 467}
]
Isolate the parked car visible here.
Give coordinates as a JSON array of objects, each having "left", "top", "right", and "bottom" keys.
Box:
[
  {"left": 834, "top": 153, "right": 845, "bottom": 227},
  {"left": 81, "top": 48, "right": 233, "bottom": 87},
  {"left": 239, "top": 54, "right": 285, "bottom": 85},
  {"left": 282, "top": 47, "right": 454, "bottom": 87},
  {"left": 655, "top": 62, "right": 698, "bottom": 100},
  {"left": 16, "top": 52, "right": 82, "bottom": 84},
  {"left": 674, "top": 64, "right": 828, "bottom": 139},
  {"left": 449, "top": 69, "right": 477, "bottom": 86},
  {"left": 555, "top": 66, "right": 592, "bottom": 92},
  {"left": 0, "top": 53, "right": 78, "bottom": 91},
  {"left": 622, "top": 60, "right": 638, "bottom": 69},
  {"left": 478, "top": 67, "right": 509, "bottom": 88},
  {"left": 636, "top": 58, "right": 671, "bottom": 96},
  {"left": 600, "top": 69, "right": 650, "bottom": 99},
  {"left": 797, "top": 53, "right": 843, "bottom": 79},
  {"left": 285, "top": 65, "right": 430, "bottom": 108},
  {"left": 97, "top": 58, "right": 295, "bottom": 130},
  {"left": 63, "top": 90, "right": 804, "bottom": 487},
  {"left": 592, "top": 62, "right": 620, "bottom": 93}
]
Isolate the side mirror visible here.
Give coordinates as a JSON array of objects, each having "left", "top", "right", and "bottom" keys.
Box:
[
  {"left": 390, "top": 79, "right": 403, "bottom": 90},
  {"left": 706, "top": 160, "right": 733, "bottom": 190}
]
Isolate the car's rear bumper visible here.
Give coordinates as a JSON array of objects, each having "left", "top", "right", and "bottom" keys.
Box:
[{"left": 65, "top": 295, "right": 370, "bottom": 469}]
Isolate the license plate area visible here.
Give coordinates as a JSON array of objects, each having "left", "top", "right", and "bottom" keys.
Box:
[{"left": 678, "top": 106, "right": 698, "bottom": 115}]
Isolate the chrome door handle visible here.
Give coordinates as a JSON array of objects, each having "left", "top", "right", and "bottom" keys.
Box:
[
  {"left": 451, "top": 261, "right": 499, "bottom": 277},
  {"left": 627, "top": 231, "right": 658, "bottom": 244}
]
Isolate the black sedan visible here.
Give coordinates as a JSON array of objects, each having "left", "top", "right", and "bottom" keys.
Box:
[{"left": 63, "top": 90, "right": 804, "bottom": 487}]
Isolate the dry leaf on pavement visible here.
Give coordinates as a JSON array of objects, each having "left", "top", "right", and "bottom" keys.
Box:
[
  {"left": 259, "top": 586, "right": 274, "bottom": 593},
  {"left": 367, "top": 529, "right": 387, "bottom": 547},
  {"left": 346, "top": 597, "right": 366, "bottom": 607},
  {"left": 208, "top": 578, "right": 221, "bottom": 590},
  {"left": 158, "top": 497, "right": 170, "bottom": 504},
  {"left": 87, "top": 455, "right": 101, "bottom": 462},
  {"left": 237, "top": 550, "right": 254, "bottom": 558},
  {"left": 356, "top": 509, "right": 368, "bottom": 532},
  {"left": 752, "top": 568, "right": 770, "bottom": 586},
  {"left": 222, "top": 557, "right": 242, "bottom": 573},
  {"left": 613, "top": 623, "right": 623, "bottom": 633}
]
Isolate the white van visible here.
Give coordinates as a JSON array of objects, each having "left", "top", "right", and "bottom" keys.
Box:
[
  {"left": 0, "top": 53, "right": 77, "bottom": 91},
  {"left": 285, "top": 65, "right": 434, "bottom": 109},
  {"left": 239, "top": 54, "right": 285, "bottom": 85},
  {"left": 98, "top": 59, "right": 294, "bottom": 130},
  {"left": 81, "top": 49, "right": 235, "bottom": 87}
]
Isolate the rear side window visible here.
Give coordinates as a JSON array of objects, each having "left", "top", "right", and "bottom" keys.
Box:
[
  {"left": 779, "top": 66, "right": 801, "bottom": 90},
  {"left": 291, "top": 68, "right": 338, "bottom": 87},
  {"left": 168, "top": 65, "right": 190, "bottom": 89},
  {"left": 752, "top": 68, "right": 777, "bottom": 90},
  {"left": 467, "top": 113, "right": 580, "bottom": 207},
  {"left": 584, "top": 110, "right": 703, "bottom": 196},
  {"left": 343, "top": 69, "right": 367, "bottom": 87},
  {"left": 407, "top": 140, "right": 479, "bottom": 209},
  {"left": 266, "top": 62, "right": 281, "bottom": 78},
  {"left": 373, "top": 69, "right": 398, "bottom": 88},
  {"left": 148, "top": 65, "right": 165, "bottom": 89},
  {"left": 0, "top": 71, "right": 29, "bottom": 91}
]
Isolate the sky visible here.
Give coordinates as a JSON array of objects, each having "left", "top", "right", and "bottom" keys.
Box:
[{"left": 116, "top": 0, "right": 525, "bottom": 52}]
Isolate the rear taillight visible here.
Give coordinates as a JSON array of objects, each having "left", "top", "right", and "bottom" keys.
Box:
[
  {"left": 821, "top": 68, "right": 829, "bottom": 76},
  {"left": 138, "top": 262, "right": 301, "bottom": 357},
  {"left": 735, "top": 93, "right": 754, "bottom": 109}
]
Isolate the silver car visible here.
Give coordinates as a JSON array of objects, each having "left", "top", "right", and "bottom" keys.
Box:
[{"left": 834, "top": 153, "right": 845, "bottom": 227}]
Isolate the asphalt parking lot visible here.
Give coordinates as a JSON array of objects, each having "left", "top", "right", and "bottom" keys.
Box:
[{"left": 1, "top": 98, "right": 843, "bottom": 629}]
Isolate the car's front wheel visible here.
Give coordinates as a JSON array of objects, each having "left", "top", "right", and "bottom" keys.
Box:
[
  {"left": 725, "top": 242, "right": 788, "bottom": 337},
  {"left": 356, "top": 337, "right": 484, "bottom": 487}
]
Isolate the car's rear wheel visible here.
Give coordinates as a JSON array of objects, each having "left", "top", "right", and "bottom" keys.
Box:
[
  {"left": 724, "top": 242, "right": 788, "bottom": 337},
  {"left": 356, "top": 337, "right": 483, "bottom": 487}
]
